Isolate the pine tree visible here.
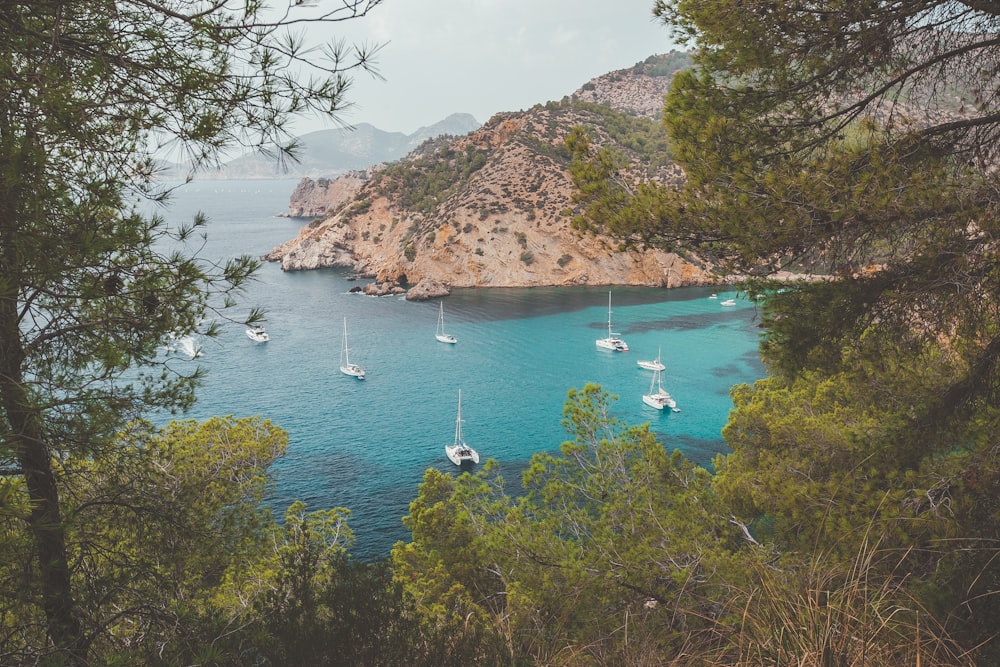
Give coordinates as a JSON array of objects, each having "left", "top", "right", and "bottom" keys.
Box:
[{"left": 0, "top": 2, "right": 380, "bottom": 663}]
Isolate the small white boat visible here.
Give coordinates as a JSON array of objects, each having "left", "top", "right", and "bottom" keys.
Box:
[
  {"left": 339, "top": 318, "right": 365, "bottom": 379},
  {"left": 435, "top": 301, "right": 457, "bottom": 344},
  {"left": 596, "top": 288, "right": 628, "bottom": 352},
  {"left": 720, "top": 298, "right": 737, "bottom": 307},
  {"left": 643, "top": 367, "right": 677, "bottom": 411},
  {"left": 163, "top": 333, "right": 202, "bottom": 358},
  {"left": 708, "top": 293, "right": 718, "bottom": 299},
  {"left": 445, "top": 389, "right": 479, "bottom": 465},
  {"left": 637, "top": 346, "right": 665, "bottom": 371},
  {"left": 245, "top": 325, "right": 269, "bottom": 343}
]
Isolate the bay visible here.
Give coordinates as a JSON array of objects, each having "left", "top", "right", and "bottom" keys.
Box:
[{"left": 152, "top": 179, "right": 766, "bottom": 558}]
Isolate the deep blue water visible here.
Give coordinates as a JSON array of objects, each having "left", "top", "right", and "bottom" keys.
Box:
[{"left": 152, "top": 179, "right": 766, "bottom": 558}]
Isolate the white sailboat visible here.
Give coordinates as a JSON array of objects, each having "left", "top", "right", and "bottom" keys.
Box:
[
  {"left": 637, "top": 346, "right": 665, "bottom": 371},
  {"left": 643, "top": 366, "right": 677, "bottom": 411},
  {"left": 595, "top": 288, "right": 629, "bottom": 351},
  {"left": 435, "top": 301, "right": 457, "bottom": 344},
  {"left": 339, "top": 318, "right": 365, "bottom": 379},
  {"left": 445, "top": 389, "right": 480, "bottom": 465}
]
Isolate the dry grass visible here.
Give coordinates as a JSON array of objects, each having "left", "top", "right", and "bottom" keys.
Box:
[{"left": 697, "top": 537, "right": 973, "bottom": 667}]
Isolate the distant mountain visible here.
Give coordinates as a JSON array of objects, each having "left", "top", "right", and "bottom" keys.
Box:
[{"left": 159, "top": 113, "right": 481, "bottom": 180}]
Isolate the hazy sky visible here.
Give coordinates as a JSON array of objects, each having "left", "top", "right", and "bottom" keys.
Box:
[{"left": 294, "top": 0, "right": 677, "bottom": 135}]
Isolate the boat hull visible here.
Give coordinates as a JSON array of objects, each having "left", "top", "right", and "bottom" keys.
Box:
[
  {"left": 445, "top": 444, "right": 479, "bottom": 465},
  {"left": 643, "top": 392, "right": 676, "bottom": 410},
  {"left": 340, "top": 364, "right": 365, "bottom": 379},
  {"left": 637, "top": 360, "right": 665, "bottom": 371},
  {"left": 596, "top": 337, "right": 628, "bottom": 352},
  {"left": 436, "top": 334, "right": 457, "bottom": 344}
]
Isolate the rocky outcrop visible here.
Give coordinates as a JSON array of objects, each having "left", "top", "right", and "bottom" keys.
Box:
[
  {"left": 362, "top": 281, "right": 406, "bottom": 296},
  {"left": 405, "top": 278, "right": 451, "bottom": 301},
  {"left": 571, "top": 73, "right": 674, "bottom": 118},
  {"left": 264, "top": 54, "right": 720, "bottom": 291},
  {"left": 569, "top": 51, "right": 692, "bottom": 118},
  {"left": 284, "top": 170, "right": 370, "bottom": 218}
]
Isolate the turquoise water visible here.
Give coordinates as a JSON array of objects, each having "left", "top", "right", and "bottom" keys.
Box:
[{"left": 155, "top": 180, "right": 765, "bottom": 557}]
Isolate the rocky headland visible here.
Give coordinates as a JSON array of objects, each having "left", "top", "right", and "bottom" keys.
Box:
[{"left": 264, "top": 52, "right": 717, "bottom": 298}]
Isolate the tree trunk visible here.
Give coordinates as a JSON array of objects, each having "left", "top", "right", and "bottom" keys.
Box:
[
  {"left": 10, "top": 402, "right": 86, "bottom": 665},
  {"left": 0, "top": 206, "right": 84, "bottom": 664}
]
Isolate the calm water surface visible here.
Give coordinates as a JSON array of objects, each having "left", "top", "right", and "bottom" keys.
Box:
[{"left": 153, "top": 179, "right": 766, "bottom": 557}]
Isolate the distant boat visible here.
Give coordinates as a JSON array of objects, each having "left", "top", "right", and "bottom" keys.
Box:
[
  {"left": 720, "top": 298, "right": 736, "bottom": 307},
  {"left": 643, "top": 366, "right": 677, "bottom": 411},
  {"left": 339, "top": 318, "right": 365, "bottom": 379},
  {"left": 595, "top": 289, "right": 629, "bottom": 352},
  {"left": 245, "top": 325, "right": 269, "bottom": 343},
  {"left": 637, "top": 346, "right": 665, "bottom": 371},
  {"left": 445, "top": 389, "right": 480, "bottom": 465},
  {"left": 166, "top": 334, "right": 202, "bottom": 359},
  {"left": 708, "top": 293, "right": 718, "bottom": 299},
  {"left": 435, "top": 301, "right": 457, "bottom": 344}
]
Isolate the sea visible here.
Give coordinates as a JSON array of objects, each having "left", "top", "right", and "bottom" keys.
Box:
[{"left": 149, "top": 179, "right": 766, "bottom": 558}]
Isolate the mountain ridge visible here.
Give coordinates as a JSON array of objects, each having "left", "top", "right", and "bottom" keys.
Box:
[{"left": 159, "top": 113, "right": 481, "bottom": 180}]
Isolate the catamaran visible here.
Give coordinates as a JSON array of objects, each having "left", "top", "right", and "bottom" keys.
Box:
[
  {"left": 595, "top": 289, "right": 628, "bottom": 351},
  {"left": 642, "top": 366, "right": 677, "bottom": 411},
  {"left": 445, "top": 389, "right": 479, "bottom": 465}
]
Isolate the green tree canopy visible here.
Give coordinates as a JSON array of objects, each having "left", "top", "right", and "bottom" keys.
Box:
[
  {"left": 0, "top": 2, "right": 380, "bottom": 663},
  {"left": 651, "top": 0, "right": 1000, "bottom": 391},
  {"left": 393, "top": 385, "right": 756, "bottom": 665},
  {"left": 638, "top": 1, "right": 1000, "bottom": 660}
]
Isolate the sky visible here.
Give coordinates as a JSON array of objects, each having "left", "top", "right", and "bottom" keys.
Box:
[{"left": 291, "top": 0, "right": 677, "bottom": 135}]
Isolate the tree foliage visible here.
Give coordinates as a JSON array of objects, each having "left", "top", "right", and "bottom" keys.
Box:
[
  {"left": 1, "top": 415, "right": 424, "bottom": 666},
  {"left": 560, "top": 1, "right": 1000, "bottom": 661},
  {"left": 651, "top": 0, "right": 1000, "bottom": 378},
  {"left": 393, "top": 385, "right": 759, "bottom": 665},
  {"left": 0, "top": 2, "right": 380, "bottom": 663},
  {"left": 0, "top": 416, "right": 288, "bottom": 663},
  {"left": 629, "top": 1, "right": 1000, "bottom": 660}
]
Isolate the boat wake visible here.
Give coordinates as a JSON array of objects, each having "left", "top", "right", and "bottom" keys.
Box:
[{"left": 167, "top": 334, "right": 203, "bottom": 359}]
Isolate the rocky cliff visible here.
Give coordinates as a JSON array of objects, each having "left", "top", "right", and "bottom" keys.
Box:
[{"left": 265, "top": 53, "right": 715, "bottom": 295}]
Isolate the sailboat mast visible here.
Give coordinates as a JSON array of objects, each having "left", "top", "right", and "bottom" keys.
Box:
[
  {"left": 608, "top": 289, "right": 613, "bottom": 337},
  {"left": 342, "top": 318, "right": 349, "bottom": 365},
  {"left": 454, "top": 389, "right": 463, "bottom": 445}
]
